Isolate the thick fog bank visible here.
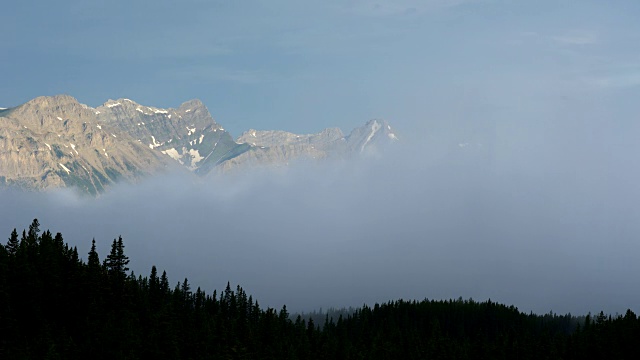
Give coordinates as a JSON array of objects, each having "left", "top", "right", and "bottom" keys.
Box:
[{"left": 1, "top": 123, "right": 639, "bottom": 315}]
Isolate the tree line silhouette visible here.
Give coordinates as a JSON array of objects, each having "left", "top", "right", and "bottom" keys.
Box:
[{"left": 1, "top": 219, "right": 639, "bottom": 359}]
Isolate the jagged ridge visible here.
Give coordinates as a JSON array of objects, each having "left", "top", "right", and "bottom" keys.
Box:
[
  {"left": 0, "top": 95, "right": 171, "bottom": 194},
  {"left": 0, "top": 95, "right": 399, "bottom": 193}
]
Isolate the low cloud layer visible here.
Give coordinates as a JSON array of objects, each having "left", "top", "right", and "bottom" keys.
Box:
[{"left": 2, "top": 118, "right": 640, "bottom": 315}]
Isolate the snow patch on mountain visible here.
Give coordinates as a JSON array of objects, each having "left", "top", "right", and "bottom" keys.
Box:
[
  {"left": 188, "top": 149, "right": 203, "bottom": 169},
  {"left": 161, "top": 148, "right": 182, "bottom": 162},
  {"left": 149, "top": 135, "right": 163, "bottom": 149},
  {"left": 361, "top": 120, "right": 381, "bottom": 153},
  {"left": 59, "top": 163, "right": 71, "bottom": 174}
]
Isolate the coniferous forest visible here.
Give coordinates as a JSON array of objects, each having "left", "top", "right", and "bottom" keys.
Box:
[{"left": 1, "top": 220, "right": 640, "bottom": 359}]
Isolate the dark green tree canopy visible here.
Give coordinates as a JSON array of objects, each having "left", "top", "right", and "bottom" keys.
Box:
[{"left": 2, "top": 219, "right": 639, "bottom": 360}]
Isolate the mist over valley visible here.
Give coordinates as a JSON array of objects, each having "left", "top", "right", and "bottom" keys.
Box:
[
  {"left": 2, "top": 1, "right": 640, "bottom": 357},
  {"left": 2, "top": 107, "right": 637, "bottom": 315}
]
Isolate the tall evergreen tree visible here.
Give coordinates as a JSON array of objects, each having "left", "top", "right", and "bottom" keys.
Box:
[
  {"left": 149, "top": 266, "right": 159, "bottom": 293},
  {"left": 27, "top": 218, "right": 40, "bottom": 246},
  {"left": 181, "top": 278, "right": 191, "bottom": 304},
  {"left": 160, "top": 270, "right": 169, "bottom": 295},
  {"left": 116, "top": 236, "right": 129, "bottom": 273},
  {"left": 6, "top": 228, "right": 19, "bottom": 256},
  {"left": 104, "top": 236, "right": 129, "bottom": 277},
  {"left": 87, "top": 239, "right": 100, "bottom": 271}
]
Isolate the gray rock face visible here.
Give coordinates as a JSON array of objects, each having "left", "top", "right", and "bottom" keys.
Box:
[
  {"left": 237, "top": 127, "right": 345, "bottom": 148},
  {"left": 221, "top": 119, "right": 399, "bottom": 171},
  {"left": 95, "top": 98, "right": 247, "bottom": 174},
  {"left": 0, "top": 95, "right": 399, "bottom": 193},
  {"left": 345, "top": 119, "right": 399, "bottom": 154},
  {"left": 0, "top": 95, "right": 170, "bottom": 194}
]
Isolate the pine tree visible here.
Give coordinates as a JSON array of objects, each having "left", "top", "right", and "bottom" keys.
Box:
[
  {"left": 116, "top": 236, "right": 129, "bottom": 273},
  {"left": 6, "top": 228, "right": 19, "bottom": 256},
  {"left": 149, "top": 266, "right": 158, "bottom": 286},
  {"left": 149, "top": 265, "right": 159, "bottom": 297},
  {"left": 19, "top": 229, "right": 27, "bottom": 252},
  {"left": 104, "top": 236, "right": 129, "bottom": 277},
  {"left": 280, "top": 305, "right": 289, "bottom": 321},
  {"left": 28, "top": 218, "right": 40, "bottom": 236},
  {"left": 160, "top": 270, "right": 170, "bottom": 295},
  {"left": 27, "top": 218, "right": 40, "bottom": 247},
  {"left": 181, "top": 278, "right": 191, "bottom": 303},
  {"left": 87, "top": 239, "right": 100, "bottom": 271}
]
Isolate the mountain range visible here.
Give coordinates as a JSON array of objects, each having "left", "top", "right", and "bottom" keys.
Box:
[{"left": 0, "top": 95, "right": 398, "bottom": 194}]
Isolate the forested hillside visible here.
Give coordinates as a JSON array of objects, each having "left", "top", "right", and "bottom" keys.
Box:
[{"left": 1, "top": 220, "right": 639, "bottom": 359}]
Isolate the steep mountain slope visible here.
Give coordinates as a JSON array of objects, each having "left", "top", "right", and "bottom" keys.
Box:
[
  {"left": 95, "top": 98, "right": 249, "bottom": 175},
  {"left": 344, "top": 119, "right": 399, "bottom": 154},
  {"left": 0, "top": 95, "right": 171, "bottom": 194}
]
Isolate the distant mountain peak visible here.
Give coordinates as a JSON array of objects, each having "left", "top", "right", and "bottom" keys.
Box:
[
  {"left": 0, "top": 95, "right": 170, "bottom": 194},
  {"left": 25, "top": 94, "right": 80, "bottom": 106},
  {"left": 346, "top": 118, "right": 399, "bottom": 154},
  {"left": 13, "top": 95, "right": 90, "bottom": 118},
  {"left": 178, "top": 98, "right": 205, "bottom": 110},
  {"left": 1, "top": 95, "right": 399, "bottom": 193}
]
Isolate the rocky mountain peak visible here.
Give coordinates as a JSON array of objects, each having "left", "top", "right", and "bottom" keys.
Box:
[
  {"left": 178, "top": 99, "right": 206, "bottom": 112},
  {"left": 24, "top": 94, "right": 80, "bottom": 108},
  {"left": 14, "top": 94, "right": 85, "bottom": 116},
  {"left": 5, "top": 95, "right": 99, "bottom": 132},
  {"left": 1, "top": 94, "right": 400, "bottom": 193},
  {"left": 221, "top": 120, "right": 397, "bottom": 172},
  {"left": 94, "top": 97, "right": 242, "bottom": 173},
  {"left": 0, "top": 95, "right": 170, "bottom": 194},
  {"left": 346, "top": 119, "right": 399, "bottom": 154}
]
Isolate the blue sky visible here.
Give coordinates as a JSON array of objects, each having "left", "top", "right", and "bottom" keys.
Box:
[{"left": 2, "top": 0, "right": 640, "bottom": 136}]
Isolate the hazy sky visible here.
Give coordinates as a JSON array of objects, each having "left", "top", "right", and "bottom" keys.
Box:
[
  {"left": 2, "top": 0, "right": 639, "bottom": 136},
  {"left": 2, "top": 1, "right": 640, "bottom": 315}
]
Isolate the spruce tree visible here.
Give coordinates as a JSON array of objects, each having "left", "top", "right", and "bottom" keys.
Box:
[
  {"left": 27, "top": 218, "right": 40, "bottom": 247},
  {"left": 87, "top": 239, "right": 100, "bottom": 271},
  {"left": 6, "top": 228, "right": 19, "bottom": 256},
  {"left": 149, "top": 266, "right": 159, "bottom": 293},
  {"left": 181, "top": 278, "right": 191, "bottom": 303},
  {"left": 104, "top": 236, "right": 129, "bottom": 277},
  {"left": 116, "top": 236, "right": 129, "bottom": 274},
  {"left": 160, "top": 270, "right": 169, "bottom": 295}
]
